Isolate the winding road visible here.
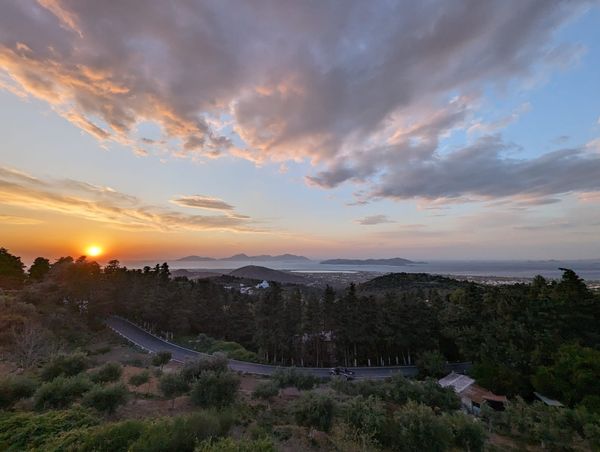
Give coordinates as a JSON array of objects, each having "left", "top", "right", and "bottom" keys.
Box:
[{"left": 107, "top": 316, "right": 470, "bottom": 379}]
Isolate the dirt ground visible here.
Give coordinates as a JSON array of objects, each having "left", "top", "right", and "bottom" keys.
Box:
[{"left": 0, "top": 360, "right": 18, "bottom": 376}]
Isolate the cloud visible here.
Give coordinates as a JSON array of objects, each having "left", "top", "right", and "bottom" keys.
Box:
[
  {"left": 355, "top": 214, "right": 395, "bottom": 225},
  {"left": 467, "top": 102, "right": 531, "bottom": 135},
  {"left": 312, "top": 134, "right": 600, "bottom": 202},
  {"left": 171, "top": 195, "right": 235, "bottom": 212},
  {"left": 373, "top": 137, "right": 600, "bottom": 200},
  {"left": 0, "top": 214, "right": 44, "bottom": 225},
  {"left": 0, "top": 0, "right": 595, "bottom": 202},
  {"left": 0, "top": 166, "right": 261, "bottom": 233}
]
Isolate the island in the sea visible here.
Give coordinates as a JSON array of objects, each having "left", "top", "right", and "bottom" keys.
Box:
[
  {"left": 320, "top": 257, "right": 422, "bottom": 266},
  {"left": 177, "top": 253, "right": 311, "bottom": 262}
]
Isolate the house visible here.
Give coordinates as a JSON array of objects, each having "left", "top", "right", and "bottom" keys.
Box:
[
  {"left": 534, "top": 392, "right": 563, "bottom": 407},
  {"left": 439, "top": 372, "right": 507, "bottom": 414},
  {"left": 255, "top": 280, "right": 270, "bottom": 289}
]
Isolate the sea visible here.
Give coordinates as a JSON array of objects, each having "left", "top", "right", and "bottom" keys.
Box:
[{"left": 127, "top": 259, "right": 600, "bottom": 282}]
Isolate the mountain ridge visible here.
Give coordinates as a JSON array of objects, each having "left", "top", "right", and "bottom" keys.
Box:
[
  {"left": 228, "top": 265, "right": 306, "bottom": 284},
  {"left": 176, "top": 253, "right": 310, "bottom": 262}
]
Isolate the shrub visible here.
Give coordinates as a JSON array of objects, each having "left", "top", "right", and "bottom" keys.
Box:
[
  {"left": 152, "top": 350, "right": 172, "bottom": 368},
  {"left": 0, "top": 407, "right": 99, "bottom": 451},
  {"left": 330, "top": 377, "right": 388, "bottom": 399},
  {"left": 0, "top": 376, "right": 36, "bottom": 409},
  {"left": 196, "top": 436, "right": 276, "bottom": 451},
  {"left": 34, "top": 374, "right": 92, "bottom": 410},
  {"left": 89, "top": 362, "right": 123, "bottom": 384},
  {"left": 129, "top": 370, "right": 151, "bottom": 388},
  {"left": 82, "top": 383, "right": 129, "bottom": 414},
  {"left": 128, "top": 411, "right": 233, "bottom": 452},
  {"left": 190, "top": 371, "right": 239, "bottom": 408},
  {"left": 88, "top": 345, "right": 112, "bottom": 355},
  {"left": 181, "top": 354, "right": 228, "bottom": 383},
  {"left": 272, "top": 368, "right": 321, "bottom": 390},
  {"left": 388, "top": 375, "right": 460, "bottom": 411},
  {"left": 293, "top": 392, "right": 335, "bottom": 432},
  {"left": 483, "top": 398, "right": 600, "bottom": 449},
  {"left": 159, "top": 373, "right": 190, "bottom": 408},
  {"left": 447, "top": 412, "right": 486, "bottom": 452},
  {"left": 41, "top": 352, "right": 89, "bottom": 381},
  {"left": 389, "top": 401, "right": 453, "bottom": 452},
  {"left": 46, "top": 419, "right": 145, "bottom": 452},
  {"left": 342, "top": 395, "right": 387, "bottom": 444},
  {"left": 44, "top": 411, "right": 234, "bottom": 452},
  {"left": 252, "top": 381, "right": 279, "bottom": 401},
  {"left": 416, "top": 350, "right": 447, "bottom": 378},
  {"left": 584, "top": 422, "right": 600, "bottom": 450}
]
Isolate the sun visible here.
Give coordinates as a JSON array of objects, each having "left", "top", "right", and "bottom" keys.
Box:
[{"left": 86, "top": 245, "right": 103, "bottom": 257}]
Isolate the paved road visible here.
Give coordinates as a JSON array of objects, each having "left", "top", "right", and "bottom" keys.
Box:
[{"left": 107, "top": 316, "right": 470, "bottom": 379}]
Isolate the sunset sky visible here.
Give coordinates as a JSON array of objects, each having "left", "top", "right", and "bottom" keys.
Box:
[{"left": 1, "top": 0, "right": 600, "bottom": 264}]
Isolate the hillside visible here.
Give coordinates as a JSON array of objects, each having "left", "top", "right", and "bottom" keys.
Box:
[
  {"left": 222, "top": 253, "right": 311, "bottom": 262},
  {"left": 176, "top": 255, "right": 216, "bottom": 262},
  {"left": 228, "top": 265, "right": 306, "bottom": 284},
  {"left": 171, "top": 269, "right": 222, "bottom": 279},
  {"left": 321, "top": 257, "right": 418, "bottom": 265},
  {"left": 359, "top": 272, "right": 470, "bottom": 293}
]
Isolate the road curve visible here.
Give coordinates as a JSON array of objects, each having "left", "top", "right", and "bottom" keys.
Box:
[{"left": 107, "top": 316, "right": 470, "bottom": 379}]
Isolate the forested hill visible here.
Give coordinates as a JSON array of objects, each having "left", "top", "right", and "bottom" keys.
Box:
[
  {"left": 359, "top": 272, "right": 470, "bottom": 293},
  {"left": 228, "top": 265, "right": 306, "bottom": 284}
]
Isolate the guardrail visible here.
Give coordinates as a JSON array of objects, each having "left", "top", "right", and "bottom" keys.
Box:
[{"left": 107, "top": 315, "right": 471, "bottom": 377}]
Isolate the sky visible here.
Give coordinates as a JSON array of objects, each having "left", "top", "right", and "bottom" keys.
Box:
[{"left": 1, "top": 0, "right": 600, "bottom": 264}]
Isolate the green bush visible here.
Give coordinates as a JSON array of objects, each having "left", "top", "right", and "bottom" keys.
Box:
[
  {"left": 129, "top": 370, "right": 151, "bottom": 388},
  {"left": 129, "top": 411, "right": 233, "bottom": 452},
  {"left": 331, "top": 374, "right": 459, "bottom": 412},
  {"left": 388, "top": 375, "right": 460, "bottom": 411},
  {"left": 447, "top": 412, "right": 486, "bottom": 452},
  {"left": 252, "top": 380, "right": 279, "bottom": 400},
  {"left": 272, "top": 368, "right": 321, "bottom": 390},
  {"left": 82, "top": 383, "right": 129, "bottom": 414},
  {"left": 330, "top": 377, "right": 388, "bottom": 399},
  {"left": 292, "top": 392, "right": 335, "bottom": 432},
  {"left": 416, "top": 350, "right": 447, "bottom": 378},
  {"left": 159, "top": 373, "right": 190, "bottom": 408},
  {"left": 190, "top": 371, "right": 239, "bottom": 408},
  {"left": 44, "top": 411, "right": 234, "bottom": 452},
  {"left": 196, "top": 436, "right": 276, "bottom": 451},
  {"left": 34, "top": 374, "right": 92, "bottom": 410},
  {"left": 389, "top": 401, "right": 453, "bottom": 452},
  {"left": 181, "top": 354, "right": 228, "bottom": 383},
  {"left": 89, "top": 362, "right": 123, "bottom": 384},
  {"left": 45, "top": 419, "right": 145, "bottom": 452},
  {"left": 152, "top": 350, "right": 172, "bottom": 368},
  {"left": 342, "top": 395, "right": 387, "bottom": 444},
  {"left": 483, "top": 398, "right": 600, "bottom": 449},
  {"left": 0, "top": 408, "right": 99, "bottom": 451},
  {"left": 0, "top": 376, "right": 36, "bottom": 409},
  {"left": 41, "top": 352, "right": 89, "bottom": 381}
]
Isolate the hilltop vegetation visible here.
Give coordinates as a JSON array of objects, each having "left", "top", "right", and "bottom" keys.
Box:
[
  {"left": 359, "top": 272, "right": 469, "bottom": 293},
  {"left": 228, "top": 265, "right": 306, "bottom": 284}
]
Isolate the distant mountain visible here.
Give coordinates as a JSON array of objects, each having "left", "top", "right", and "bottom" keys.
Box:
[
  {"left": 175, "top": 253, "right": 310, "bottom": 262},
  {"left": 222, "top": 253, "right": 311, "bottom": 262},
  {"left": 228, "top": 265, "right": 306, "bottom": 284},
  {"left": 359, "top": 272, "right": 469, "bottom": 293},
  {"left": 176, "top": 255, "right": 216, "bottom": 262},
  {"left": 320, "top": 257, "right": 419, "bottom": 266}
]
